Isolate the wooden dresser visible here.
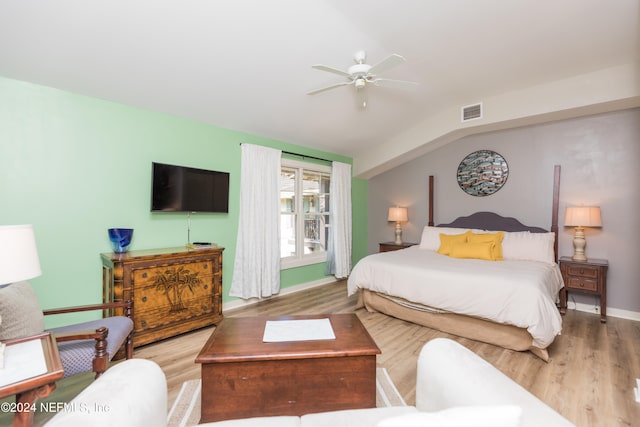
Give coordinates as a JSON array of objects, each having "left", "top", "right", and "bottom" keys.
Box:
[{"left": 101, "top": 246, "right": 224, "bottom": 347}]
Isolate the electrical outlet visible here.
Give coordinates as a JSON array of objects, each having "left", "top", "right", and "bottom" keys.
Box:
[{"left": 635, "top": 378, "right": 640, "bottom": 403}]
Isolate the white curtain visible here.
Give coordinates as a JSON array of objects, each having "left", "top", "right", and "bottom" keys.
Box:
[
  {"left": 326, "top": 161, "right": 352, "bottom": 278},
  {"left": 230, "top": 144, "right": 281, "bottom": 299}
]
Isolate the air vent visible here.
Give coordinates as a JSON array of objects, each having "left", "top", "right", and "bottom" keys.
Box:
[{"left": 461, "top": 103, "right": 483, "bottom": 122}]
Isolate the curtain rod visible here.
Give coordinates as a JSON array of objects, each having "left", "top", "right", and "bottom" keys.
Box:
[
  {"left": 281, "top": 150, "right": 332, "bottom": 163},
  {"left": 239, "top": 143, "right": 332, "bottom": 163}
]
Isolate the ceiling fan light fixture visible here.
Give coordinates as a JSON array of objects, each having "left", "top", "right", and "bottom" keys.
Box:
[
  {"left": 307, "top": 50, "right": 418, "bottom": 107},
  {"left": 348, "top": 63, "right": 371, "bottom": 76}
]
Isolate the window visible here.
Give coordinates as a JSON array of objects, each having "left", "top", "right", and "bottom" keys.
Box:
[{"left": 280, "top": 159, "right": 331, "bottom": 269}]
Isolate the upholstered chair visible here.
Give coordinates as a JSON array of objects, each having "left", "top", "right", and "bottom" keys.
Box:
[{"left": 0, "top": 281, "right": 133, "bottom": 379}]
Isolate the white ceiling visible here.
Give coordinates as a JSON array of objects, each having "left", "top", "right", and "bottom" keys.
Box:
[{"left": 0, "top": 0, "right": 638, "bottom": 177}]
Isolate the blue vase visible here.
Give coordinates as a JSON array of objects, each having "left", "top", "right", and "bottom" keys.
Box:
[{"left": 108, "top": 228, "right": 134, "bottom": 253}]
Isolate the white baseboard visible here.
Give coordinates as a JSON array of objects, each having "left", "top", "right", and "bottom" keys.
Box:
[
  {"left": 567, "top": 301, "right": 640, "bottom": 322},
  {"left": 222, "top": 277, "right": 337, "bottom": 312}
]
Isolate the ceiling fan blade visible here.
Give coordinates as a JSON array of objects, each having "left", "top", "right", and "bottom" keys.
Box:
[
  {"left": 307, "top": 81, "right": 353, "bottom": 95},
  {"left": 311, "top": 64, "right": 352, "bottom": 78},
  {"left": 372, "top": 78, "right": 418, "bottom": 89},
  {"left": 368, "top": 53, "right": 405, "bottom": 76}
]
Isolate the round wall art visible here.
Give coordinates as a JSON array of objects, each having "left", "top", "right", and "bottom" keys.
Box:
[{"left": 456, "top": 150, "right": 509, "bottom": 196}]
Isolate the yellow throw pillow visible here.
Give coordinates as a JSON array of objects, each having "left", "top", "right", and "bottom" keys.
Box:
[
  {"left": 437, "top": 231, "right": 470, "bottom": 255},
  {"left": 449, "top": 242, "right": 496, "bottom": 261},
  {"left": 468, "top": 231, "right": 504, "bottom": 260}
]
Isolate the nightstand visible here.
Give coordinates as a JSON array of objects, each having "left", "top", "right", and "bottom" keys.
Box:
[
  {"left": 559, "top": 256, "right": 608, "bottom": 322},
  {"left": 379, "top": 242, "right": 417, "bottom": 252}
]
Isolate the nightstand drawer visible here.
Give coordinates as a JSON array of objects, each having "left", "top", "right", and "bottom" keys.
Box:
[
  {"left": 566, "top": 265, "right": 599, "bottom": 278},
  {"left": 566, "top": 276, "right": 598, "bottom": 291}
]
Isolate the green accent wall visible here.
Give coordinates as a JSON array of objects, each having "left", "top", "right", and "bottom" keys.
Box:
[
  {"left": 351, "top": 178, "right": 369, "bottom": 264},
  {"left": 0, "top": 76, "right": 368, "bottom": 327}
]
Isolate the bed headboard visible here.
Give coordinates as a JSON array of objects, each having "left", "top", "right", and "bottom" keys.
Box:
[
  {"left": 428, "top": 165, "right": 561, "bottom": 261},
  {"left": 437, "top": 211, "right": 548, "bottom": 233}
]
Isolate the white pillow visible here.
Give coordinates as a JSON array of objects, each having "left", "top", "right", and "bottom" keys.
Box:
[
  {"left": 419, "top": 226, "right": 475, "bottom": 251},
  {"left": 0, "top": 281, "right": 45, "bottom": 340},
  {"left": 501, "top": 231, "right": 555, "bottom": 264},
  {"left": 376, "top": 405, "right": 522, "bottom": 427}
]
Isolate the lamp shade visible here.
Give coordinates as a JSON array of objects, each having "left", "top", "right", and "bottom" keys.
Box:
[
  {"left": 388, "top": 207, "right": 408, "bottom": 222},
  {"left": 564, "top": 206, "right": 602, "bottom": 227},
  {"left": 0, "top": 224, "right": 42, "bottom": 285}
]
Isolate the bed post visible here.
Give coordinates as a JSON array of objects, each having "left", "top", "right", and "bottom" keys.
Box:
[
  {"left": 428, "top": 175, "right": 434, "bottom": 226},
  {"left": 551, "top": 165, "right": 561, "bottom": 262}
]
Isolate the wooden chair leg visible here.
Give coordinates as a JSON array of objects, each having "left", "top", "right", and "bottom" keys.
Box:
[
  {"left": 125, "top": 332, "right": 133, "bottom": 359},
  {"left": 125, "top": 300, "right": 134, "bottom": 359},
  {"left": 92, "top": 326, "right": 109, "bottom": 379}
]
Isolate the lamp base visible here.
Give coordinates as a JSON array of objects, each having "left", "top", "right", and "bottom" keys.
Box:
[
  {"left": 572, "top": 226, "right": 587, "bottom": 262},
  {"left": 394, "top": 222, "right": 403, "bottom": 245}
]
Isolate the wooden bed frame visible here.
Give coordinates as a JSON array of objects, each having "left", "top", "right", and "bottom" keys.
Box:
[{"left": 360, "top": 165, "right": 562, "bottom": 361}]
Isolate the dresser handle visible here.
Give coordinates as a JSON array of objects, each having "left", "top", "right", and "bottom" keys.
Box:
[
  {"left": 142, "top": 272, "right": 148, "bottom": 278},
  {"left": 141, "top": 320, "right": 147, "bottom": 327},
  {"left": 141, "top": 296, "right": 147, "bottom": 302}
]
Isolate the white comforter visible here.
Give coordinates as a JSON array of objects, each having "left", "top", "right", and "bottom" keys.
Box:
[{"left": 347, "top": 246, "right": 564, "bottom": 348}]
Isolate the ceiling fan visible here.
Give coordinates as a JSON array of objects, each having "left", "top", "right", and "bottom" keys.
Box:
[{"left": 307, "top": 50, "right": 418, "bottom": 108}]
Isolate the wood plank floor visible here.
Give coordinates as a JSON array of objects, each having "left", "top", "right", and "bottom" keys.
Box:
[{"left": 9, "top": 280, "right": 640, "bottom": 426}]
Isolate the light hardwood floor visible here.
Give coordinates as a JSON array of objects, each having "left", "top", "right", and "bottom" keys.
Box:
[{"left": 11, "top": 280, "right": 640, "bottom": 426}]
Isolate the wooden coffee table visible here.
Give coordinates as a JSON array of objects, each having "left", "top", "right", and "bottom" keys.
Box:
[{"left": 195, "top": 313, "right": 381, "bottom": 423}]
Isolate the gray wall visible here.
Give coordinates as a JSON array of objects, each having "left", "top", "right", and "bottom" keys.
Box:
[{"left": 368, "top": 108, "right": 640, "bottom": 314}]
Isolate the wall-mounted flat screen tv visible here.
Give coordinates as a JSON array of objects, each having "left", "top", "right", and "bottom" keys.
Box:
[{"left": 151, "top": 162, "right": 230, "bottom": 213}]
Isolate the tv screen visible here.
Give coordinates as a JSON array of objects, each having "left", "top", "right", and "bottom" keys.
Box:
[{"left": 151, "top": 162, "right": 230, "bottom": 213}]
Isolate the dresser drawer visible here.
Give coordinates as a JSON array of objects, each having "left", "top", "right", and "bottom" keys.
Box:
[
  {"left": 566, "top": 265, "right": 599, "bottom": 279},
  {"left": 133, "top": 262, "right": 215, "bottom": 331},
  {"left": 566, "top": 276, "right": 598, "bottom": 292},
  {"left": 132, "top": 260, "right": 214, "bottom": 287}
]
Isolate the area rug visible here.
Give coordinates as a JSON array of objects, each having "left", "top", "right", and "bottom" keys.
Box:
[{"left": 167, "top": 367, "right": 406, "bottom": 427}]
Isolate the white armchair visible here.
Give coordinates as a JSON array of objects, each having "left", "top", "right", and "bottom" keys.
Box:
[{"left": 45, "top": 359, "right": 167, "bottom": 427}]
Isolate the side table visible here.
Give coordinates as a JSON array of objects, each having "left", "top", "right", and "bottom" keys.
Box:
[
  {"left": 379, "top": 242, "right": 417, "bottom": 252},
  {"left": 558, "top": 256, "right": 608, "bottom": 323},
  {"left": 0, "top": 332, "right": 64, "bottom": 427}
]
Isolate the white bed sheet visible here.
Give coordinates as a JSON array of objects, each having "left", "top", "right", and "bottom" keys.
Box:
[{"left": 347, "top": 246, "right": 564, "bottom": 348}]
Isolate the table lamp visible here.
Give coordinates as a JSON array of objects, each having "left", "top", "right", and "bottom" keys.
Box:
[
  {"left": 0, "top": 224, "right": 42, "bottom": 369},
  {"left": 0, "top": 224, "right": 42, "bottom": 285},
  {"left": 388, "top": 207, "right": 408, "bottom": 245},
  {"left": 564, "top": 206, "right": 602, "bottom": 262}
]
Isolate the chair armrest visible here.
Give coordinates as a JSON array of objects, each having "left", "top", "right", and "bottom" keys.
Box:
[
  {"left": 53, "top": 327, "right": 108, "bottom": 343},
  {"left": 43, "top": 300, "right": 132, "bottom": 317},
  {"left": 416, "top": 338, "right": 574, "bottom": 427}
]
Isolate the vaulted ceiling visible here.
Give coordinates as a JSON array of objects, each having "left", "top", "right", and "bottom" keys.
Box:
[{"left": 0, "top": 0, "right": 638, "bottom": 177}]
